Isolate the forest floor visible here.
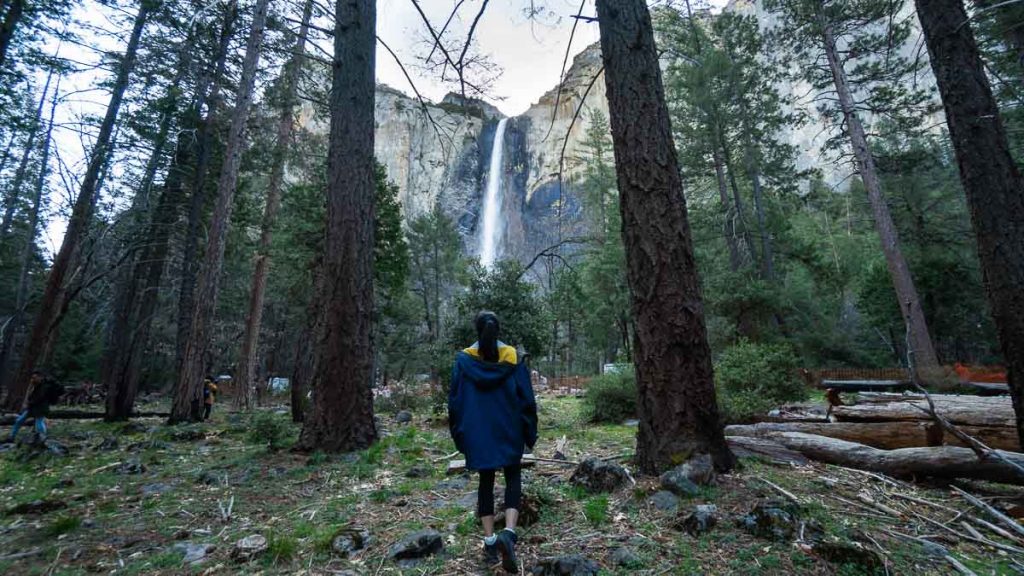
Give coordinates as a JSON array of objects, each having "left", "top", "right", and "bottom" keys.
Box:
[{"left": 0, "top": 394, "right": 1020, "bottom": 575}]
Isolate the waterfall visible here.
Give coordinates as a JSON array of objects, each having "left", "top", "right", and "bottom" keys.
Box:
[{"left": 478, "top": 118, "right": 508, "bottom": 268}]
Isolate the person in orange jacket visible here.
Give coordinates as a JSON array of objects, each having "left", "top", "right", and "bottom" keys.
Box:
[{"left": 203, "top": 376, "right": 218, "bottom": 421}]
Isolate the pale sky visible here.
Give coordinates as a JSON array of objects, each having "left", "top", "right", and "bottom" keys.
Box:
[{"left": 374, "top": 0, "right": 730, "bottom": 116}]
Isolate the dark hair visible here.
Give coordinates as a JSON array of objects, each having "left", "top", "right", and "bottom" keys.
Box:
[{"left": 474, "top": 311, "right": 500, "bottom": 363}]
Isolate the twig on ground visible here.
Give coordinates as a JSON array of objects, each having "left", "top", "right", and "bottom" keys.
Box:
[
  {"left": 951, "top": 485, "right": 1024, "bottom": 540},
  {"left": 755, "top": 476, "right": 801, "bottom": 504}
]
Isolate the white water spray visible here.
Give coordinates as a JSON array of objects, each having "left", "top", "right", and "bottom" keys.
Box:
[{"left": 479, "top": 118, "right": 508, "bottom": 268}]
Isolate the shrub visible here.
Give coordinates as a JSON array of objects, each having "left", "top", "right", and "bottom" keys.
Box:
[
  {"left": 266, "top": 533, "right": 297, "bottom": 563},
  {"left": 582, "top": 371, "right": 637, "bottom": 423},
  {"left": 249, "top": 411, "right": 290, "bottom": 451},
  {"left": 715, "top": 340, "right": 807, "bottom": 423}
]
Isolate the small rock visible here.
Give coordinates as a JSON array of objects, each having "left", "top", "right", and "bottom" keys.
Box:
[
  {"left": 610, "top": 547, "right": 641, "bottom": 568},
  {"left": 170, "top": 429, "right": 206, "bottom": 442},
  {"left": 230, "top": 534, "right": 267, "bottom": 561},
  {"left": 141, "top": 483, "right": 173, "bottom": 496},
  {"left": 44, "top": 440, "right": 69, "bottom": 456},
  {"left": 173, "top": 529, "right": 190, "bottom": 540},
  {"left": 405, "top": 465, "right": 431, "bottom": 478},
  {"left": 530, "top": 555, "right": 601, "bottom": 575},
  {"left": 648, "top": 490, "right": 680, "bottom": 513},
  {"left": 388, "top": 529, "right": 443, "bottom": 567},
  {"left": 812, "top": 540, "right": 884, "bottom": 570},
  {"left": 7, "top": 498, "right": 67, "bottom": 515},
  {"left": 120, "top": 422, "right": 149, "bottom": 435},
  {"left": 94, "top": 437, "right": 119, "bottom": 451},
  {"left": 737, "top": 500, "right": 801, "bottom": 541},
  {"left": 196, "top": 471, "right": 221, "bottom": 485},
  {"left": 457, "top": 492, "right": 478, "bottom": 508},
  {"left": 82, "top": 518, "right": 96, "bottom": 528},
  {"left": 434, "top": 475, "right": 470, "bottom": 491},
  {"left": 68, "top": 431, "right": 91, "bottom": 441},
  {"left": 332, "top": 527, "right": 372, "bottom": 557},
  {"left": 118, "top": 460, "right": 147, "bottom": 475},
  {"left": 268, "top": 466, "right": 288, "bottom": 477},
  {"left": 569, "top": 457, "right": 630, "bottom": 493},
  {"left": 54, "top": 477, "right": 75, "bottom": 489},
  {"left": 676, "top": 504, "right": 718, "bottom": 536},
  {"left": 660, "top": 455, "right": 714, "bottom": 498},
  {"left": 623, "top": 419, "right": 639, "bottom": 427},
  {"left": 395, "top": 410, "right": 413, "bottom": 424},
  {"left": 173, "top": 542, "right": 215, "bottom": 564}
]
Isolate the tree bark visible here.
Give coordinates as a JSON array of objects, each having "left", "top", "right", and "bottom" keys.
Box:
[
  {"left": 757, "top": 431, "right": 1024, "bottom": 485},
  {"left": 594, "top": 0, "right": 734, "bottom": 474},
  {"left": 3, "top": 2, "right": 152, "bottom": 411},
  {"left": 0, "top": 68, "right": 52, "bottom": 239},
  {"left": 175, "top": 0, "right": 238, "bottom": 378},
  {"left": 0, "top": 0, "right": 24, "bottom": 70},
  {"left": 234, "top": 0, "right": 312, "bottom": 411},
  {"left": 820, "top": 20, "right": 939, "bottom": 370},
  {"left": 726, "top": 421, "right": 1020, "bottom": 451},
  {"left": 915, "top": 0, "right": 1024, "bottom": 457},
  {"left": 0, "top": 76, "right": 57, "bottom": 398},
  {"left": 290, "top": 262, "right": 322, "bottom": 423},
  {"left": 296, "top": 0, "right": 378, "bottom": 452},
  {"left": 170, "top": 0, "right": 270, "bottom": 423},
  {"left": 102, "top": 40, "right": 193, "bottom": 422}
]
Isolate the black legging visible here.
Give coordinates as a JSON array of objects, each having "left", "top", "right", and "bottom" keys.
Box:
[{"left": 478, "top": 464, "right": 522, "bottom": 517}]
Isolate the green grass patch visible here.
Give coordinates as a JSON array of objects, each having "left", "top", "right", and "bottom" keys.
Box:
[
  {"left": 583, "top": 495, "right": 608, "bottom": 526},
  {"left": 46, "top": 514, "right": 81, "bottom": 536}
]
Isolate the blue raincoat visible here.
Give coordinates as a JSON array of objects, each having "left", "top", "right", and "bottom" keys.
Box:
[{"left": 448, "top": 342, "right": 538, "bottom": 471}]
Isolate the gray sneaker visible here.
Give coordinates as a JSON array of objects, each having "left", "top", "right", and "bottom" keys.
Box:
[{"left": 483, "top": 541, "right": 499, "bottom": 566}]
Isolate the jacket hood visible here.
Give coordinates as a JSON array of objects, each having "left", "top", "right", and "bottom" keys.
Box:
[{"left": 456, "top": 351, "right": 518, "bottom": 390}]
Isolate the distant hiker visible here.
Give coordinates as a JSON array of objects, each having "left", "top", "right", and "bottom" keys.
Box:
[
  {"left": 7, "top": 371, "right": 64, "bottom": 443},
  {"left": 448, "top": 311, "right": 538, "bottom": 573},
  {"left": 203, "top": 376, "right": 218, "bottom": 421}
]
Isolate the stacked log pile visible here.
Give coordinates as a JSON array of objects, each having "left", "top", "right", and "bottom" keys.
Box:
[{"left": 726, "top": 393, "right": 1024, "bottom": 484}]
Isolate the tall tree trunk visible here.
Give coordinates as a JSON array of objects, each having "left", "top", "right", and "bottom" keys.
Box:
[
  {"left": 0, "top": 76, "right": 57, "bottom": 398},
  {"left": 718, "top": 132, "right": 757, "bottom": 264},
  {"left": 0, "top": 68, "right": 52, "bottom": 239},
  {"left": 170, "top": 0, "right": 270, "bottom": 423},
  {"left": 595, "top": 0, "right": 734, "bottom": 474},
  {"left": 3, "top": 2, "right": 152, "bottom": 411},
  {"left": 0, "top": 0, "right": 23, "bottom": 70},
  {"left": 712, "top": 146, "right": 742, "bottom": 273},
  {"left": 296, "top": 0, "right": 378, "bottom": 452},
  {"left": 745, "top": 149, "right": 774, "bottom": 281},
  {"left": 235, "top": 0, "right": 312, "bottom": 410},
  {"left": 102, "top": 42, "right": 192, "bottom": 421},
  {"left": 914, "top": 0, "right": 1024, "bottom": 450},
  {"left": 820, "top": 21, "right": 940, "bottom": 370},
  {"left": 175, "top": 0, "right": 238, "bottom": 377}
]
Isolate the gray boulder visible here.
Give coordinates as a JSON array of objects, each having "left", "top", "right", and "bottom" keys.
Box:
[{"left": 569, "top": 458, "right": 629, "bottom": 493}]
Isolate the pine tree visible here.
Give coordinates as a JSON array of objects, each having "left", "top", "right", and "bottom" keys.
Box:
[
  {"left": 4, "top": 1, "right": 154, "bottom": 411},
  {"left": 914, "top": 0, "right": 1024, "bottom": 450},
  {"left": 235, "top": 0, "right": 313, "bottom": 410},
  {"left": 296, "top": 0, "right": 378, "bottom": 451},
  {"left": 171, "top": 0, "right": 272, "bottom": 423},
  {"left": 764, "top": 0, "right": 940, "bottom": 370},
  {"left": 595, "top": 0, "right": 734, "bottom": 474}
]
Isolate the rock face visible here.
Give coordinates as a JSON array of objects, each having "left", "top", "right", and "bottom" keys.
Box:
[
  {"left": 297, "top": 3, "right": 942, "bottom": 268},
  {"left": 297, "top": 45, "right": 606, "bottom": 267}
]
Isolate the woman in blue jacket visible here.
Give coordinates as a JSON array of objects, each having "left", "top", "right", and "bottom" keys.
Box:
[{"left": 449, "top": 311, "right": 537, "bottom": 573}]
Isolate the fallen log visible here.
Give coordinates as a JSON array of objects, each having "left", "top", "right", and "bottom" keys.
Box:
[
  {"left": 832, "top": 397, "right": 1014, "bottom": 428},
  {"left": 0, "top": 410, "right": 169, "bottom": 425},
  {"left": 821, "top": 379, "right": 912, "bottom": 392},
  {"left": 726, "top": 421, "right": 1020, "bottom": 452},
  {"left": 725, "top": 436, "right": 810, "bottom": 466},
  {"left": 755, "top": 432, "right": 1024, "bottom": 484}
]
